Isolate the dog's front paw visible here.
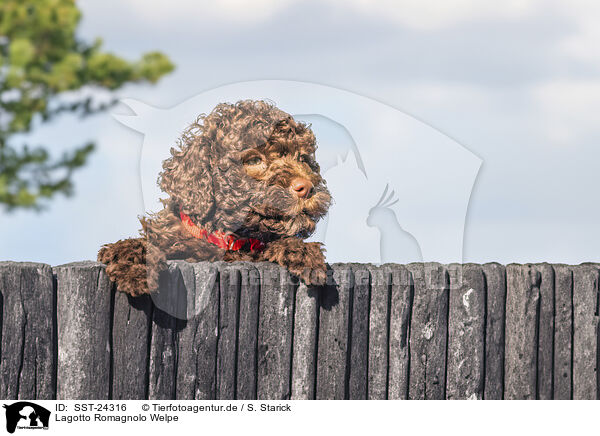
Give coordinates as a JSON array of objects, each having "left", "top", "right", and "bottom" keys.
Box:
[
  {"left": 297, "top": 242, "right": 327, "bottom": 286},
  {"left": 262, "top": 238, "right": 328, "bottom": 287},
  {"left": 98, "top": 238, "right": 163, "bottom": 296},
  {"left": 297, "top": 263, "right": 327, "bottom": 286}
]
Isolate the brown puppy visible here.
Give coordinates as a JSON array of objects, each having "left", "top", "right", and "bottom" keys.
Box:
[{"left": 98, "top": 100, "right": 331, "bottom": 296}]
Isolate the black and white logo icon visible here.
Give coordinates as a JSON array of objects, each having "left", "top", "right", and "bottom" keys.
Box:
[{"left": 3, "top": 402, "right": 50, "bottom": 433}]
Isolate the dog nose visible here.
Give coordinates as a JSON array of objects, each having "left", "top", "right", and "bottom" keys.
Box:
[{"left": 290, "top": 177, "right": 313, "bottom": 198}]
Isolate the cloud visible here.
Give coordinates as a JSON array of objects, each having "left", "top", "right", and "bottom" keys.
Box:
[
  {"left": 532, "top": 79, "right": 600, "bottom": 145},
  {"left": 333, "top": 0, "right": 540, "bottom": 30},
  {"left": 79, "top": 0, "right": 595, "bottom": 94},
  {"left": 93, "top": 0, "right": 541, "bottom": 31},
  {"left": 98, "top": 0, "right": 295, "bottom": 26},
  {"left": 555, "top": 0, "right": 600, "bottom": 62}
]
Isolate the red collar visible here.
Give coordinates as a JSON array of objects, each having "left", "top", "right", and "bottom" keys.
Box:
[{"left": 180, "top": 211, "right": 265, "bottom": 252}]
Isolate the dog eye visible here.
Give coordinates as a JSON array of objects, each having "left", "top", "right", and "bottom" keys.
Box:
[{"left": 246, "top": 156, "right": 263, "bottom": 166}]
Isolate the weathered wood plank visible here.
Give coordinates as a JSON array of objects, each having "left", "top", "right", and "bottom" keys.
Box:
[
  {"left": 348, "top": 265, "right": 369, "bottom": 400},
  {"left": 482, "top": 263, "right": 506, "bottom": 399},
  {"left": 316, "top": 264, "right": 353, "bottom": 400},
  {"left": 553, "top": 264, "right": 573, "bottom": 400},
  {"left": 290, "top": 283, "right": 319, "bottom": 400},
  {"left": 504, "top": 264, "right": 540, "bottom": 400},
  {"left": 447, "top": 264, "right": 485, "bottom": 400},
  {"left": 387, "top": 265, "right": 412, "bottom": 400},
  {"left": 532, "top": 263, "right": 554, "bottom": 400},
  {"left": 0, "top": 262, "right": 55, "bottom": 400},
  {"left": 175, "top": 262, "right": 220, "bottom": 400},
  {"left": 148, "top": 307, "right": 176, "bottom": 400},
  {"left": 151, "top": 260, "right": 189, "bottom": 321},
  {"left": 172, "top": 261, "right": 196, "bottom": 400},
  {"left": 147, "top": 263, "right": 182, "bottom": 400},
  {"left": 256, "top": 263, "right": 296, "bottom": 400},
  {"left": 573, "top": 264, "right": 599, "bottom": 400},
  {"left": 191, "top": 262, "right": 220, "bottom": 399},
  {"left": 407, "top": 263, "right": 449, "bottom": 400},
  {"left": 215, "top": 263, "right": 241, "bottom": 400},
  {"left": 54, "top": 261, "right": 112, "bottom": 400},
  {"left": 112, "top": 291, "right": 152, "bottom": 400},
  {"left": 368, "top": 265, "right": 390, "bottom": 400},
  {"left": 236, "top": 264, "right": 260, "bottom": 400}
]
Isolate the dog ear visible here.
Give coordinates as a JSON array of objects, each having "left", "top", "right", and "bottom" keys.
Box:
[{"left": 159, "top": 121, "right": 215, "bottom": 223}]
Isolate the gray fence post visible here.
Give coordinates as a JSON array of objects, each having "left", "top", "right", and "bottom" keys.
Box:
[
  {"left": 407, "top": 263, "right": 449, "bottom": 400},
  {"left": 316, "top": 264, "right": 353, "bottom": 400},
  {"left": 0, "top": 262, "right": 55, "bottom": 400},
  {"left": 235, "top": 264, "right": 260, "bottom": 400},
  {"left": 367, "top": 265, "right": 391, "bottom": 400},
  {"left": 553, "top": 264, "right": 573, "bottom": 399},
  {"left": 348, "top": 264, "right": 369, "bottom": 400},
  {"left": 112, "top": 291, "right": 152, "bottom": 400},
  {"left": 54, "top": 261, "right": 112, "bottom": 400},
  {"left": 387, "top": 265, "right": 412, "bottom": 400},
  {"left": 482, "top": 263, "right": 506, "bottom": 399},
  {"left": 447, "top": 263, "right": 485, "bottom": 400},
  {"left": 504, "top": 264, "right": 540, "bottom": 400},
  {"left": 256, "top": 263, "right": 295, "bottom": 400},
  {"left": 290, "top": 282, "right": 319, "bottom": 400},
  {"left": 573, "top": 264, "right": 599, "bottom": 400}
]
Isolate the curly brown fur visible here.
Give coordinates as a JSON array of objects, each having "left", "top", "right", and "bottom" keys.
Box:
[
  {"left": 97, "top": 238, "right": 166, "bottom": 297},
  {"left": 98, "top": 100, "right": 331, "bottom": 295}
]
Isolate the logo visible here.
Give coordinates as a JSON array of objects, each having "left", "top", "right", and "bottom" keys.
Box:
[{"left": 2, "top": 402, "right": 50, "bottom": 433}]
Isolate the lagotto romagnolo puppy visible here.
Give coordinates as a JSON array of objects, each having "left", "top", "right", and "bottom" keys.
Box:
[{"left": 98, "top": 100, "right": 332, "bottom": 296}]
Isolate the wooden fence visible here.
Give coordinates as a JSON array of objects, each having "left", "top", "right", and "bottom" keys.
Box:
[{"left": 0, "top": 261, "right": 598, "bottom": 400}]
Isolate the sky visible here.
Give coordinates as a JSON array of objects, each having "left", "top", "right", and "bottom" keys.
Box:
[{"left": 2, "top": 0, "right": 600, "bottom": 265}]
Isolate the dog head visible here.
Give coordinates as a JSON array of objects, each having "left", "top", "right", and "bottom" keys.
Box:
[{"left": 159, "top": 100, "right": 331, "bottom": 239}]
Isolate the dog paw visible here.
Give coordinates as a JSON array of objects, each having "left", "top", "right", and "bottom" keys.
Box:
[
  {"left": 97, "top": 238, "right": 162, "bottom": 296},
  {"left": 298, "top": 264, "right": 328, "bottom": 286},
  {"left": 262, "top": 238, "right": 328, "bottom": 287},
  {"left": 105, "top": 262, "right": 152, "bottom": 296}
]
